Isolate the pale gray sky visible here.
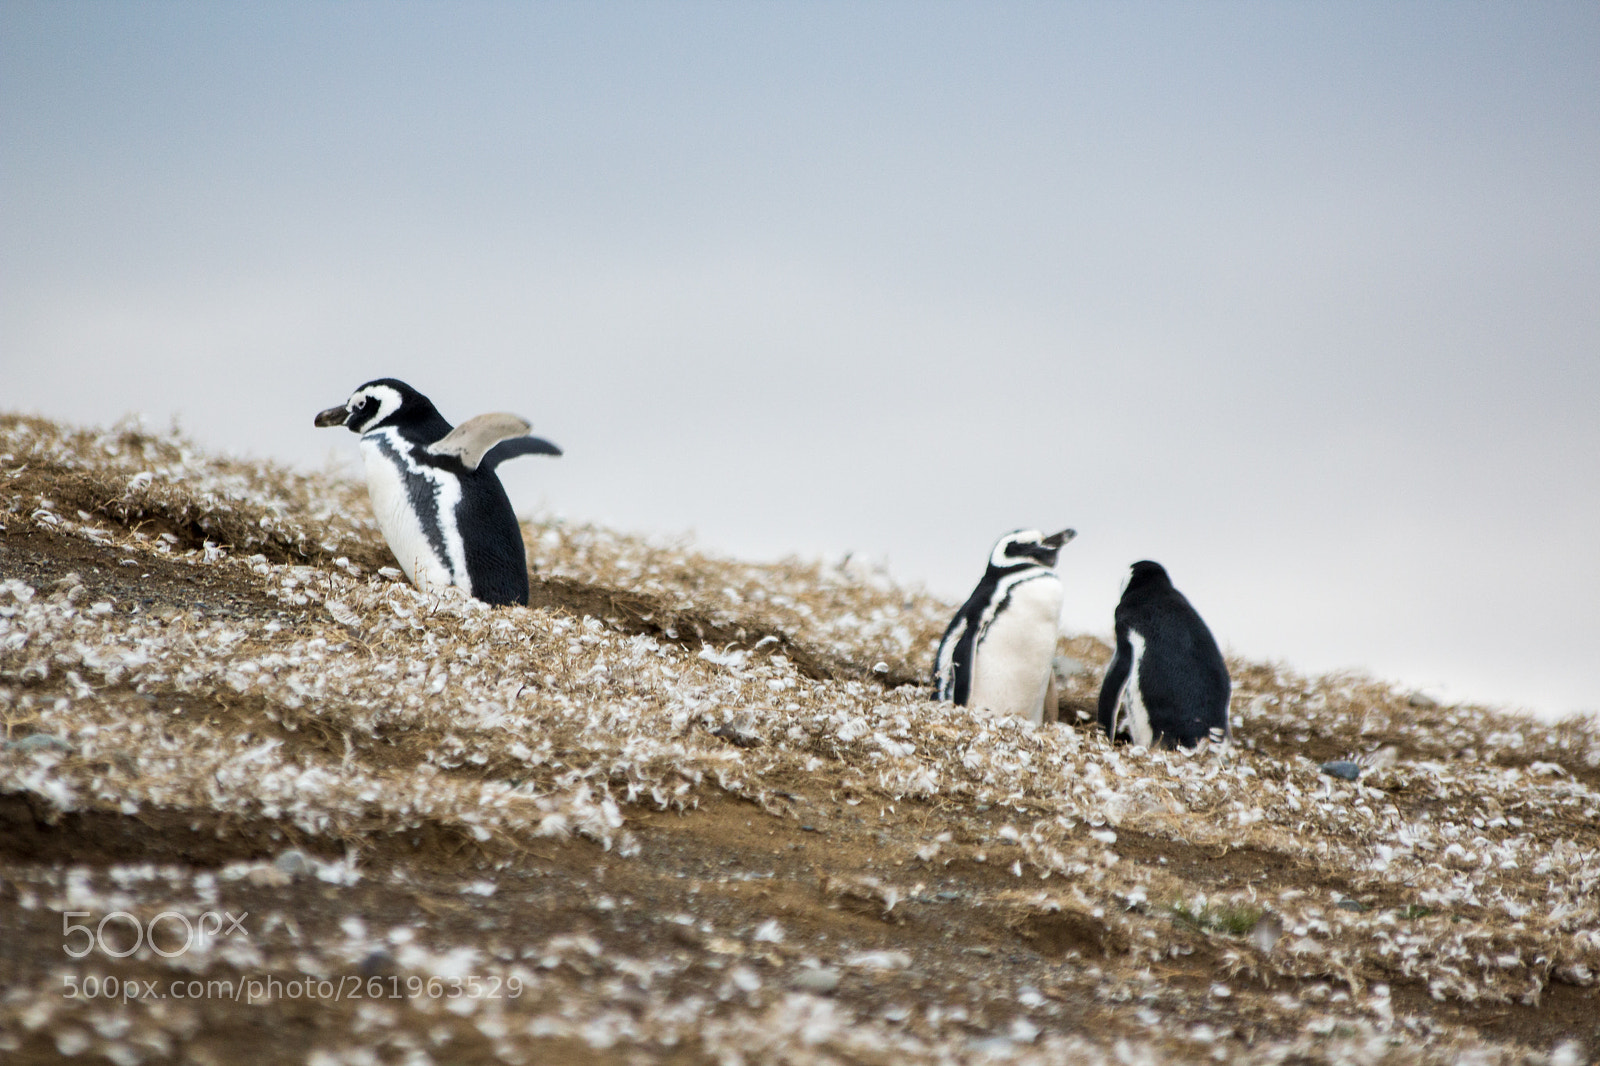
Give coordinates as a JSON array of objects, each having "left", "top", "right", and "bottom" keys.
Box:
[{"left": 5, "top": 3, "right": 1597, "bottom": 718}]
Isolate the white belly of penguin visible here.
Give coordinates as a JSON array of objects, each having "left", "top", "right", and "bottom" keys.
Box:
[
  {"left": 969, "top": 575, "right": 1062, "bottom": 724},
  {"left": 359, "top": 433, "right": 468, "bottom": 595}
]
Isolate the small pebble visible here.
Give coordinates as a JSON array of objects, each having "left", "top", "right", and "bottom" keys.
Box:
[
  {"left": 358, "top": 949, "right": 395, "bottom": 977},
  {"left": 7, "top": 733, "right": 73, "bottom": 755},
  {"left": 274, "top": 849, "right": 313, "bottom": 877},
  {"left": 790, "top": 967, "right": 840, "bottom": 994},
  {"left": 843, "top": 950, "right": 911, "bottom": 970},
  {"left": 1320, "top": 760, "right": 1362, "bottom": 781}
]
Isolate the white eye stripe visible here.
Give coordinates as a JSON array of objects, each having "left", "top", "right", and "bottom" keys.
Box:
[
  {"left": 989, "top": 530, "right": 1046, "bottom": 569},
  {"left": 350, "top": 386, "right": 402, "bottom": 434}
]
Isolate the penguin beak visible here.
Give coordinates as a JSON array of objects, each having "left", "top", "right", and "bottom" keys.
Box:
[
  {"left": 314, "top": 405, "right": 350, "bottom": 428},
  {"left": 1042, "top": 528, "right": 1077, "bottom": 549}
]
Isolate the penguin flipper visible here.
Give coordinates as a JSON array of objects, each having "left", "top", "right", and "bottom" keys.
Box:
[
  {"left": 481, "top": 434, "right": 564, "bottom": 471},
  {"left": 931, "top": 616, "right": 967, "bottom": 701},
  {"left": 1097, "top": 637, "right": 1131, "bottom": 740},
  {"left": 426, "top": 413, "right": 550, "bottom": 471}
]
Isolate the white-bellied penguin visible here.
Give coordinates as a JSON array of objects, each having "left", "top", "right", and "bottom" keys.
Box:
[
  {"left": 933, "top": 528, "right": 1075, "bottom": 723},
  {"left": 314, "top": 378, "right": 561, "bottom": 606},
  {"left": 1098, "top": 560, "right": 1231, "bottom": 749}
]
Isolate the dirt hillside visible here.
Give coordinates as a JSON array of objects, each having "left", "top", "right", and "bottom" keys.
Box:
[{"left": 1, "top": 413, "right": 1596, "bottom": 1065}]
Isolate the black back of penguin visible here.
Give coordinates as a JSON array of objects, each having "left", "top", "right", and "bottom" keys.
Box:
[
  {"left": 449, "top": 460, "right": 533, "bottom": 607},
  {"left": 1098, "top": 561, "right": 1230, "bottom": 748},
  {"left": 934, "top": 579, "right": 993, "bottom": 705}
]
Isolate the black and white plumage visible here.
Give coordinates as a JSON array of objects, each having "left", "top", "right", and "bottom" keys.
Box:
[
  {"left": 933, "top": 528, "right": 1076, "bottom": 724},
  {"left": 314, "top": 378, "right": 561, "bottom": 606},
  {"left": 1098, "top": 561, "right": 1231, "bottom": 749}
]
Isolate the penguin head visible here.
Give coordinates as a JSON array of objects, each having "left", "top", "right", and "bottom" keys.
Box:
[
  {"left": 1121, "top": 560, "right": 1172, "bottom": 596},
  {"left": 989, "top": 528, "right": 1076, "bottom": 571},
  {"left": 315, "top": 379, "right": 439, "bottom": 435}
]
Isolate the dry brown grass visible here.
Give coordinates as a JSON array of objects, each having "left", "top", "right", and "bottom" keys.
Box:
[{"left": 1, "top": 413, "right": 1596, "bottom": 1065}]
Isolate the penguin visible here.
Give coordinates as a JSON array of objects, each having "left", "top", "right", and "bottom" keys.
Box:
[
  {"left": 933, "top": 528, "right": 1076, "bottom": 724},
  {"left": 1098, "top": 561, "right": 1231, "bottom": 749},
  {"left": 314, "top": 378, "right": 561, "bottom": 606}
]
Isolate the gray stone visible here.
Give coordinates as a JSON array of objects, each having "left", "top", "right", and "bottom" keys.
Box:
[
  {"left": 273, "top": 849, "right": 313, "bottom": 877},
  {"left": 790, "top": 967, "right": 840, "bottom": 994},
  {"left": 1319, "top": 760, "right": 1362, "bottom": 781},
  {"left": 7, "top": 733, "right": 72, "bottom": 755}
]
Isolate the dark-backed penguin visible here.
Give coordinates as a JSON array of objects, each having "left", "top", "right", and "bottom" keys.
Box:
[
  {"left": 1098, "top": 561, "right": 1231, "bottom": 749},
  {"left": 314, "top": 378, "right": 561, "bottom": 606},
  {"left": 933, "top": 528, "right": 1076, "bottom": 724}
]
